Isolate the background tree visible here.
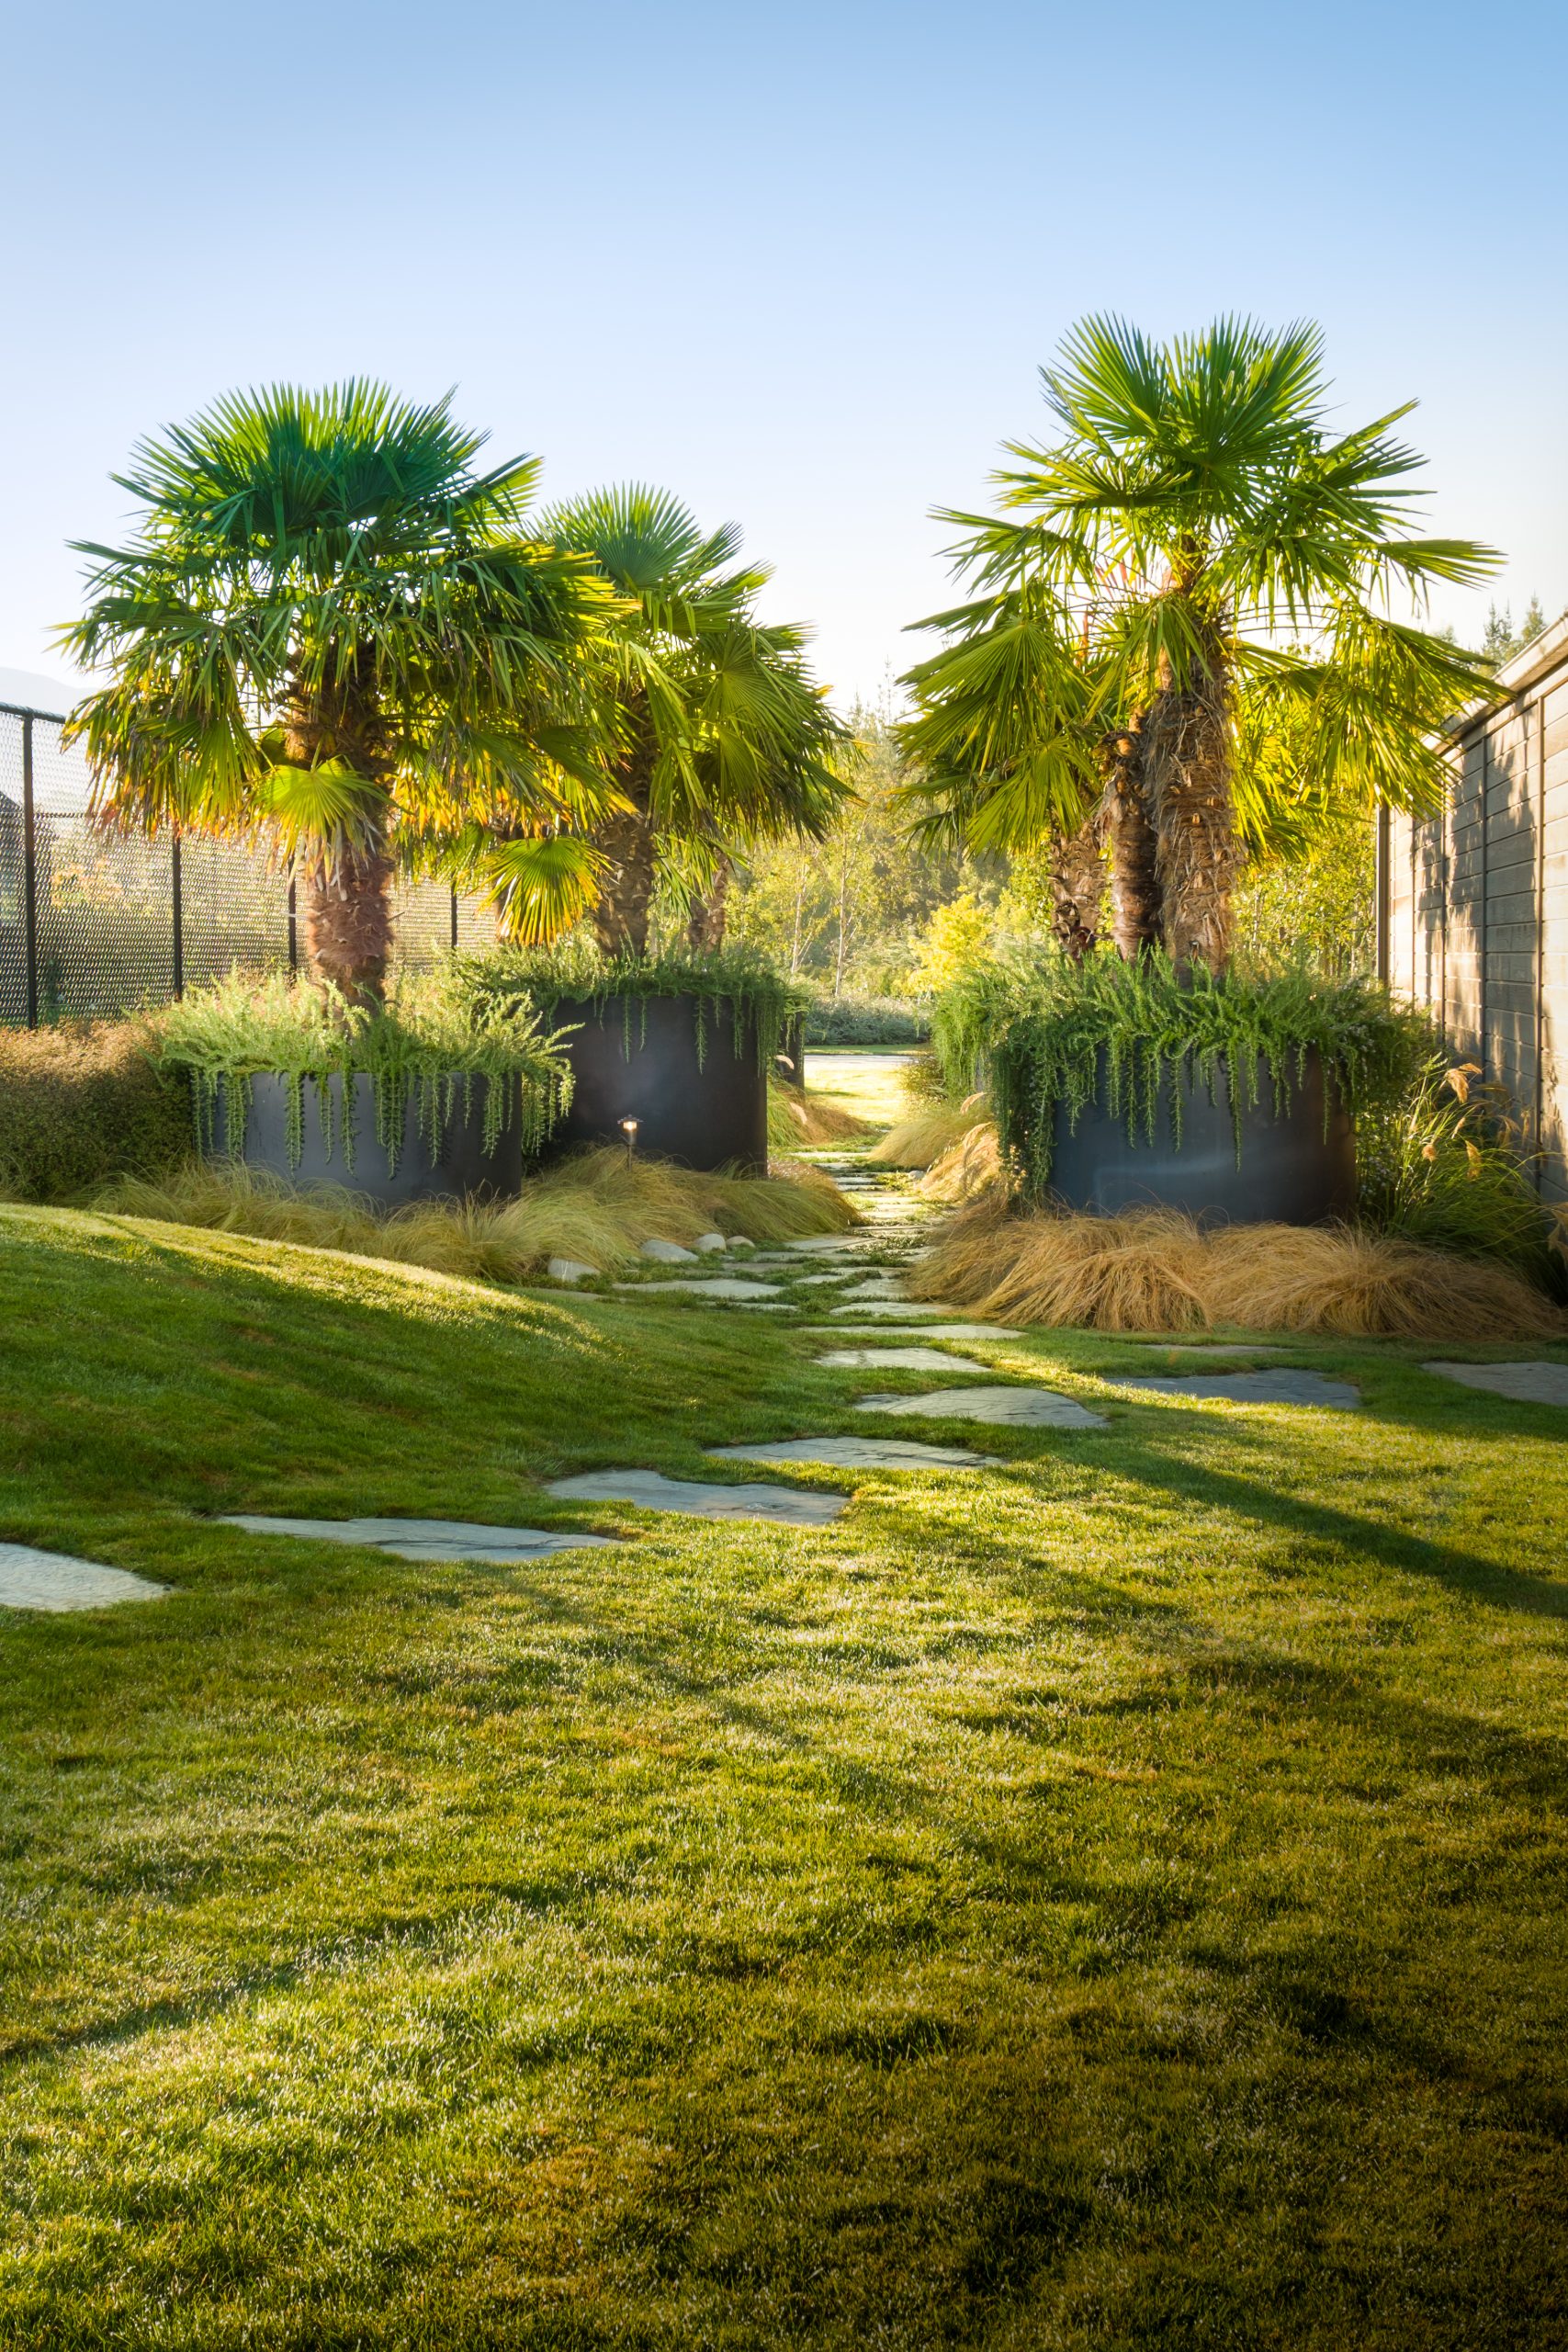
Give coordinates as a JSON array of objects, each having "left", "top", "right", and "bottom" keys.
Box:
[
  {"left": 535, "top": 487, "right": 847, "bottom": 957},
  {"left": 900, "top": 316, "right": 1500, "bottom": 969},
  {"left": 1482, "top": 596, "right": 1549, "bottom": 666},
  {"left": 726, "top": 703, "right": 989, "bottom": 993},
  {"left": 64, "top": 383, "right": 610, "bottom": 999}
]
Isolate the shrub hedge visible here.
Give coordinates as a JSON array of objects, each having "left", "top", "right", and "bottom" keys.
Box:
[{"left": 0, "top": 1022, "right": 192, "bottom": 1202}]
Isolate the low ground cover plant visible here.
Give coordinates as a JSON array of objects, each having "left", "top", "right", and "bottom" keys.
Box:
[
  {"left": 0, "top": 1019, "right": 190, "bottom": 1201},
  {"left": 801, "top": 991, "right": 930, "bottom": 1047}
]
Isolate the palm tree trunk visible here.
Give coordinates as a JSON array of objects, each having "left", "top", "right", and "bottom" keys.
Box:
[
  {"left": 591, "top": 717, "right": 658, "bottom": 957},
  {"left": 685, "top": 855, "right": 730, "bottom": 953},
  {"left": 288, "top": 654, "right": 395, "bottom": 1001},
  {"left": 1143, "top": 677, "right": 1239, "bottom": 971},
  {"left": 1045, "top": 817, "right": 1105, "bottom": 960},
  {"left": 1102, "top": 716, "right": 1162, "bottom": 958}
]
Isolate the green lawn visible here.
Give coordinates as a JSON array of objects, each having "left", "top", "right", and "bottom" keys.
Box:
[{"left": 2, "top": 1200, "right": 1567, "bottom": 2347}]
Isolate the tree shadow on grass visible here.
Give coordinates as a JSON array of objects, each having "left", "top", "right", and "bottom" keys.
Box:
[{"left": 1090, "top": 1430, "right": 1568, "bottom": 1620}]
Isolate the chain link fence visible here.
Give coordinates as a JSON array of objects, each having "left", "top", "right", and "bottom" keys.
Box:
[{"left": 1, "top": 703, "right": 494, "bottom": 1025}]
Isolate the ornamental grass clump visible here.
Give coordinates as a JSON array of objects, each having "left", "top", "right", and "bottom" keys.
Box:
[
  {"left": 871, "top": 1102, "right": 980, "bottom": 1170},
  {"left": 152, "top": 971, "right": 573, "bottom": 1173},
  {"left": 94, "top": 1145, "right": 856, "bottom": 1284},
  {"left": 910, "top": 1197, "right": 1564, "bottom": 1341}
]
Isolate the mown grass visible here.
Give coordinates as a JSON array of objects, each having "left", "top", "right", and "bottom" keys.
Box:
[{"left": 2, "top": 1198, "right": 1567, "bottom": 2346}]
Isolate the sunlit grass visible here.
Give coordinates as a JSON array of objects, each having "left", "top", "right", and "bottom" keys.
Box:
[{"left": 1, "top": 1196, "right": 1566, "bottom": 2345}]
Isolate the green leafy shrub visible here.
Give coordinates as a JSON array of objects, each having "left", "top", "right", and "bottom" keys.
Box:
[
  {"left": 459, "top": 944, "right": 807, "bottom": 1073},
  {"left": 802, "top": 994, "right": 930, "bottom": 1048},
  {"left": 942, "top": 952, "right": 1421, "bottom": 1200},
  {"left": 1358, "top": 1054, "right": 1565, "bottom": 1291},
  {"left": 152, "top": 973, "right": 573, "bottom": 1173},
  {"left": 0, "top": 1021, "right": 191, "bottom": 1201}
]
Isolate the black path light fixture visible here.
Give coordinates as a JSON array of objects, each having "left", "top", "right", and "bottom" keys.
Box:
[{"left": 619, "top": 1116, "right": 640, "bottom": 1166}]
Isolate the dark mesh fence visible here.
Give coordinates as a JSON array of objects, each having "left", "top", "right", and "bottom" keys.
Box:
[{"left": 0, "top": 703, "right": 491, "bottom": 1023}]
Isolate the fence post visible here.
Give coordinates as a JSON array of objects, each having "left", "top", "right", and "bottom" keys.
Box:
[
  {"left": 288, "top": 875, "right": 299, "bottom": 974},
  {"left": 21, "top": 712, "right": 39, "bottom": 1028},
  {"left": 172, "top": 829, "right": 184, "bottom": 998}
]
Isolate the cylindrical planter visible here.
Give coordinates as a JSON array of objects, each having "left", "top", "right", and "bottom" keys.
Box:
[
  {"left": 547, "top": 994, "right": 768, "bottom": 1173},
  {"left": 1043, "top": 1050, "right": 1355, "bottom": 1225},
  {"left": 213, "top": 1073, "right": 525, "bottom": 1208}
]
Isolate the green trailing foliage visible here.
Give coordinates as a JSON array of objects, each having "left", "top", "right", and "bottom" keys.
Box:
[
  {"left": 0, "top": 1020, "right": 192, "bottom": 1202},
  {"left": 939, "top": 952, "right": 1422, "bottom": 1199},
  {"left": 457, "top": 943, "right": 809, "bottom": 1074},
  {"left": 935, "top": 954, "right": 1564, "bottom": 1281},
  {"left": 152, "top": 973, "right": 573, "bottom": 1175}
]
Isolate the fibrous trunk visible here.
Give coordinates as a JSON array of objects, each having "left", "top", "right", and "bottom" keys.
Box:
[
  {"left": 1102, "top": 715, "right": 1162, "bottom": 958},
  {"left": 1144, "top": 675, "right": 1238, "bottom": 972},
  {"left": 1045, "top": 818, "right": 1105, "bottom": 960},
  {"left": 685, "top": 856, "right": 730, "bottom": 954},
  {"left": 591, "top": 716, "right": 658, "bottom": 957},
  {"left": 302, "top": 845, "right": 394, "bottom": 1000},
  {"left": 288, "top": 652, "right": 394, "bottom": 1001}
]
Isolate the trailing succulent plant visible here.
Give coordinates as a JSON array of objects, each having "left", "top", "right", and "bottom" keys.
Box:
[
  {"left": 933, "top": 951, "right": 1425, "bottom": 1198},
  {"left": 153, "top": 971, "right": 573, "bottom": 1175},
  {"left": 456, "top": 944, "right": 811, "bottom": 1076}
]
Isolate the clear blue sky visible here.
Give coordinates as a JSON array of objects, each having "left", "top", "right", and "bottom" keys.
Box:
[{"left": 3, "top": 0, "right": 1563, "bottom": 715}]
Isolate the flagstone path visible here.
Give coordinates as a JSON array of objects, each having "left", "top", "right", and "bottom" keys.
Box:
[
  {"left": 1422, "top": 1360, "right": 1568, "bottom": 1407},
  {"left": 220, "top": 1515, "right": 620, "bottom": 1562},
  {"left": 0, "top": 1544, "right": 167, "bottom": 1613},
  {"left": 855, "top": 1385, "right": 1107, "bottom": 1430},
  {"left": 547, "top": 1470, "right": 847, "bottom": 1527}
]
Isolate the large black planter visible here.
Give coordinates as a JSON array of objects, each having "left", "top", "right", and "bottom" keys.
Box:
[
  {"left": 1044, "top": 1050, "right": 1355, "bottom": 1225},
  {"left": 214, "top": 1073, "right": 525, "bottom": 1208},
  {"left": 548, "top": 994, "right": 768, "bottom": 1173}
]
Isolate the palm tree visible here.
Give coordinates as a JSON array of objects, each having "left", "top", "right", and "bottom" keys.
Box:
[
  {"left": 62, "top": 382, "right": 613, "bottom": 1000},
  {"left": 901, "top": 317, "right": 1500, "bottom": 968},
  {"left": 536, "top": 486, "right": 848, "bottom": 956}
]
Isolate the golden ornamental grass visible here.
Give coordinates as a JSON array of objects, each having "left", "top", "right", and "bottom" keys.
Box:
[
  {"left": 910, "top": 1196, "right": 1564, "bottom": 1341},
  {"left": 93, "top": 1147, "right": 856, "bottom": 1284},
  {"left": 871, "top": 1102, "right": 983, "bottom": 1170},
  {"left": 919, "top": 1121, "right": 1001, "bottom": 1204}
]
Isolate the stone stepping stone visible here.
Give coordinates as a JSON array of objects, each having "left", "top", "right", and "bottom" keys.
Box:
[
  {"left": 829, "top": 1299, "right": 966, "bottom": 1321},
  {"left": 840, "top": 1278, "right": 910, "bottom": 1299},
  {"left": 1422, "top": 1361, "right": 1568, "bottom": 1407},
  {"left": 802, "top": 1323, "right": 1014, "bottom": 1342},
  {"left": 792, "top": 1270, "right": 860, "bottom": 1286},
  {"left": 547, "top": 1471, "right": 845, "bottom": 1527},
  {"left": 547, "top": 1257, "right": 598, "bottom": 1284},
  {"left": 856, "top": 1385, "right": 1106, "bottom": 1430},
  {"left": 0, "top": 1544, "right": 167, "bottom": 1613},
  {"left": 612, "top": 1276, "right": 783, "bottom": 1300},
  {"left": 782, "top": 1234, "right": 886, "bottom": 1255},
  {"left": 708, "top": 1436, "right": 999, "bottom": 1472},
  {"left": 220, "top": 1514, "right": 618, "bottom": 1562},
  {"left": 817, "top": 1345, "right": 991, "bottom": 1371},
  {"left": 1132, "top": 1343, "right": 1283, "bottom": 1361},
  {"left": 1115, "top": 1371, "right": 1360, "bottom": 1409}
]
